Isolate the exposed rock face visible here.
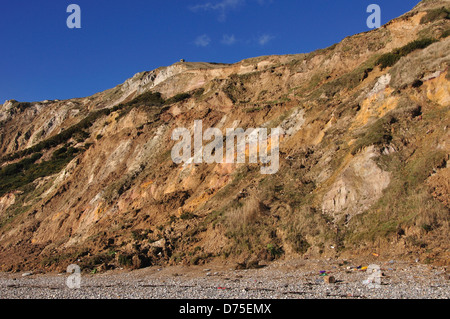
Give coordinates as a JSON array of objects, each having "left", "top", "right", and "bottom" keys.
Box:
[
  {"left": 0, "top": 1, "right": 449, "bottom": 271},
  {"left": 0, "top": 192, "right": 18, "bottom": 214},
  {"left": 322, "top": 146, "right": 391, "bottom": 222}
]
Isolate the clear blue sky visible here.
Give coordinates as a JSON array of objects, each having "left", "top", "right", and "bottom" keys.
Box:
[{"left": 0, "top": 0, "right": 421, "bottom": 103}]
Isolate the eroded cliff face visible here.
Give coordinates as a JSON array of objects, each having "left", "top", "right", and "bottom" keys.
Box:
[{"left": 0, "top": 1, "right": 449, "bottom": 271}]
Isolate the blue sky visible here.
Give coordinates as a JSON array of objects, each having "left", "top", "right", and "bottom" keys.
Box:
[{"left": 0, "top": 0, "right": 421, "bottom": 103}]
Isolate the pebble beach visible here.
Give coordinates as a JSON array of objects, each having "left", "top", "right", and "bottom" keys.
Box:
[{"left": 0, "top": 259, "right": 448, "bottom": 299}]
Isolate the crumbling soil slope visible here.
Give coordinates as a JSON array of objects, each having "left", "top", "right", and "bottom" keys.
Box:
[{"left": 0, "top": 0, "right": 449, "bottom": 272}]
